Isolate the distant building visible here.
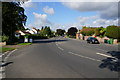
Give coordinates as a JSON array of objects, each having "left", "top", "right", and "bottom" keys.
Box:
[
  {"left": 15, "top": 27, "right": 39, "bottom": 38},
  {"left": 26, "top": 27, "right": 39, "bottom": 34},
  {"left": 15, "top": 30, "right": 31, "bottom": 36}
]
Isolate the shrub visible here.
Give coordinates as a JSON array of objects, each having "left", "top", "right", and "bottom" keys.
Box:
[
  {"left": 0, "top": 35, "right": 9, "bottom": 42},
  {"left": 105, "top": 25, "right": 120, "bottom": 39},
  {"left": 80, "top": 28, "right": 95, "bottom": 36},
  {"left": 95, "top": 27, "right": 106, "bottom": 37},
  {"left": 32, "top": 34, "right": 48, "bottom": 39}
]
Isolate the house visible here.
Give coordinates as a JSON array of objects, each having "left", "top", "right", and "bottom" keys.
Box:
[
  {"left": 26, "top": 27, "right": 39, "bottom": 34},
  {"left": 15, "top": 30, "right": 32, "bottom": 43},
  {"left": 15, "top": 30, "right": 31, "bottom": 36}
]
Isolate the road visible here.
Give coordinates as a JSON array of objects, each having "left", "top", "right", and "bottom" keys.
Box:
[{"left": 4, "top": 37, "right": 119, "bottom": 78}]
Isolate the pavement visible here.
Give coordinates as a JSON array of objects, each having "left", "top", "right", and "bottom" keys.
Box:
[{"left": 2, "top": 37, "right": 120, "bottom": 78}]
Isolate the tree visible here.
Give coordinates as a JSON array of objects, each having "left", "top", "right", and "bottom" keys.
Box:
[
  {"left": 44, "top": 26, "right": 52, "bottom": 36},
  {"left": 41, "top": 26, "right": 44, "bottom": 30},
  {"left": 56, "top": 29, "right": 65, "bottom": 36},
  {"left": 105, "top": 25, "right": 120, "bottom": 39},
  {"left": 2, "top": 2, "right": 27, "bottom": 43},
  {"left": 95, "top": 28, "right": 101, "bottom": 36},
  {"left": 67, "top": 27, "right": 78, "bottom": 36},
  {"left": 40, "top": 26, "right": 52, "bottom": 37},
  {"left": 95, "top": 27, "right": 106, "bottom": 37},
  {"left": 80, "top": 28, "right": 95, "bottom": 36}
]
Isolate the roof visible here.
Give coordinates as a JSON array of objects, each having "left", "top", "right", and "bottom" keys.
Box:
[
  {"left": 32, "top": 27, "right": 39, "bottom": 31},
  {"left": 15, "top": 30, "right": 31, "bottom": 35}
]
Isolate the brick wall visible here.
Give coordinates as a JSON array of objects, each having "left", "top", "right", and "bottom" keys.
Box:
[
  {"left": 76, "top": 33, "right": 83, "bottom": 40},
  {"left": 76, "top": 33, "right": 118, "bottom": 44},
  {"left": 96, "top": 36, "right": 110, "bottom": 43}
]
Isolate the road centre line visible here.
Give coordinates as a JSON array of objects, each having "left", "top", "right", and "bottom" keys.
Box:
[
  {"left": 68, "top": 52, "right": 101, "bottom": 62},
  {"left": 58, "top": 47, "right": 64, "bottom": 51},
  {"left": 96, "top": 52, "right": 114, "bottom": 58}
]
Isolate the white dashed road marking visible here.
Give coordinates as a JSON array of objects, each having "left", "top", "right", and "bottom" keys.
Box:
[
  {"left": 58, "top": 47, "right": 64, "bottom": 51},
  {"left": 68, "top": 52, "right": 101, "bottom": 62},
  {"left": 96, "top": 52, "right": 114, "bottom": 58}
]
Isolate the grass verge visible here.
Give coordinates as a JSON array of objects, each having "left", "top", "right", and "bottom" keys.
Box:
[
  {"left": 0, "top": 47, "right": 15, "bottom": 53},
  {"left": 18, "top": 43, "right": 32, "bottom": 45}
]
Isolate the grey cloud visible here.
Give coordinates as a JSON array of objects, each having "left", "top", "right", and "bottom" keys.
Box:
[{"left": 63, "top": 2, "right": 118, "bottom": 19}]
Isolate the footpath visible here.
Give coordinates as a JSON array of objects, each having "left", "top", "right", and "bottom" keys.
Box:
[{"left": 0, "top": 43, "right": 32, "bottom": 79}]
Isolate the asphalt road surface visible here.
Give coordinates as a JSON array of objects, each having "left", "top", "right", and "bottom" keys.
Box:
[{"left": 4, "top": 37, "right": 119, "bottom": 78}]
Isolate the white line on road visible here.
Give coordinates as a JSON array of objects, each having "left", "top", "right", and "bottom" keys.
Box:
[
  {"left": 0, "top": 51, "right": 10, "bottom": 58},
  {"left": 4, "top": 49, "right": 18, "bottom": 61},
  {"left": 1, "top": 49, "right": 18, "bottom": 79},
  {"left": 96, "top": 52, "right": 114, "bottom": 58},
  {"left": 0, "top": 67, "right": 5, "bottom": 79},
  {"left": 68, "top": 52, "right": 101, "bottom": 62},
  {"left": 58, "top": 47, "right": 64, "bottom": 51}
]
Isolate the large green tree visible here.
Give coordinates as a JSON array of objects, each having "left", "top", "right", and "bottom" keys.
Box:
[
  {"left": 106, "top": 25, "right": 120, "bottom": 39},
  {"left": 80, "top": 27, "right": 95, "bottom": 36},
  {"left": 67, "top": 27, "right": 78, "bottom": 36},
  {"left": 56, "top": 29, "right": 65, "bottom": 36},
  {"left": 40, "top": 26, "right": 53, "bottom": 37},
  {"left": 43, "top": 26, "right": 52, "bottom": 37},
  {"left": 2, "top": 2, "right": 27, "bottom": 43}
]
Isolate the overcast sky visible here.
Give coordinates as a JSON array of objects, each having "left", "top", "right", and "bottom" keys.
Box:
[{"left": 21, "top": 0, "right": 119, "bottom": 31}]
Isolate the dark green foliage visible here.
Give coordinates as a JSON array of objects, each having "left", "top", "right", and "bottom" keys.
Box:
[
  {"left": 56, "top": 29, "right": 65, "bottom": 36},
  {"left": 106, "top": 25, "right": 120, "bottom": 39},
  {"left": 43, "top": 26, "right": 52, "bottom": 37},
  {"left": 31, "top": 34, "right": 48, "bottom": 39},
  {"left": 0, "top": 35, "right": 9, "bottom": 42},
  {"left": 95, "top": 27, "right": 106, "bottom": 37},
  {"left": 67, "top": 27, "right": 78, "bottom": 36},
  {"left": 36, "top": 26, "right": 54, "bottom": 39},
  {"left": 95, "top": 28, "right": 101, "bottom": 36},
  {"left": 40, "top": 26, "right": 53, "bottom": 38},
  {"left": 2, "top": 2, "right": 27, "bottom": 43}
]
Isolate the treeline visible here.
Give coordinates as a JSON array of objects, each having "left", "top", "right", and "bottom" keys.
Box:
[
  {"left": 56, "top": 25, "right": 120, "bottom": 41},
  {"left": 55, "top": 27, "right": 78, "bottom": 38},
  {"left": 32, "top": 26, "right": 55, "bottom": 39},
  {"left": 80, "top": 25, "right": 120, "bottom": 40}
]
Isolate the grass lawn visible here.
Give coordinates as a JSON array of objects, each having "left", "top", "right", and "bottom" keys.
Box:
[
  {"left": 0, "top": 47, "right": 15, "bottom": 53},
  {"left": 18, "top": 43, "right": 32, "bottom": 45}
]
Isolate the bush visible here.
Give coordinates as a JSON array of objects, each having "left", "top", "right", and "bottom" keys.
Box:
[
  {"left": 32, "top": 34, "right": 48, "bottom": 39},
  {"left": 0, "top": 35, "right": 9, "bottom": 42},
  {"left": 95, "top": 27, "right": 106, "bottom": 37},
  {"left": 80, "top": 28, "right": 95, "bottom": 36},
  {"left": 106, "top": 25, "right": 120, "bottom": 39}
]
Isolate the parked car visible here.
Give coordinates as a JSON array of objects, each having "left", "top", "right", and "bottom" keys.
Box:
[{"left": 86, "top": 37, "right": 99, "bottom": 44}]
